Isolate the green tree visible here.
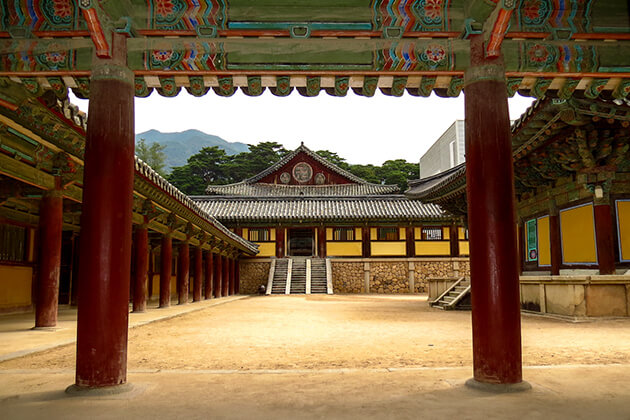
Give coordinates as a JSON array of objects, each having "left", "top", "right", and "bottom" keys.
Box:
[
  {"left": 376, "top": 159, "right": 419, "bottom": 191},
  {"left": 136, "top": 138, "right": 167, "bottom": 176},
  {"left": 167, "top": 146, "right": 230, "bottom": 195},
  {"left": 225, "top": 141, "right": 288, "bottom": 180},
  {"left": 347, "top": 164, "right": 380, "bottom": 184},
  {"left": 316, "top": 150, "right": 350, "bottom": 170}
]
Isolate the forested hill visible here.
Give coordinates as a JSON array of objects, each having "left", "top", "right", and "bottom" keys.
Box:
[{"left": 135, "top": 129, "right": 249, "bottom": 171}]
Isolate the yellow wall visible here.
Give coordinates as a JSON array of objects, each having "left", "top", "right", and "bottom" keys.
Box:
[
  {"left": 327, "top": 242, "right": 362, "bottom": 256},
  {"left": 326, "top": 228, "right": 333, "bottom": 241},
  {"left": 242, "top": 228, "right": 248, "bottom": 239},
  {"left": 256, "top": 242, "right": 276, "bottom": 257},
  {"left": 399, "top": 227, "right": 406, "bottom": 240},
  {"left": 458, "top": 227, "right": 466, "bottom": 239},
  {"left": 414, "top": 227, "right": 421, "bottom": 240},
  {"left": 415, "top": 241, "right": 450, "bottom": 256},
  {"left": 538, "top": 216, "right": 551, "bottom": 266},
  {"left": 270, "top": 228, "right": 276, "bottom": 241},
  {"left": 443, "top": 227, "right": 450, "bottom": 240},
  {"left": 371, "top": 241, "right": 406, "bottom": 256},
  {"left": 560, "top": 203, "right": 597, "bottom": 264},
  {"left": 170, "top": 275, "right": 177, "bottom": 294},
  {"left": 0, "top": 265, "right": 32, "bottom": 309},
  {"left": 459, "top": 241, "right": 469, "bottom": 255},
  {"left": 370, "top": 228, "right": 377, "bottom": 240},
  {"left": 355, "top": 228, "right": 362, "bottom": 240},
  {"left": 617, "top": 200, "right": 630, "bottom": 261}
]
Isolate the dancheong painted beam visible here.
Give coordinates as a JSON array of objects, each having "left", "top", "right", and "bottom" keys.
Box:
[{"left": 0, "top": 0, "right": 629, "bottom": 99}]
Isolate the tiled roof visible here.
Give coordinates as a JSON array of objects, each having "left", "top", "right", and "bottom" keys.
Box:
[
  {"left": 193, "top": 195, "right": 449, "bottom": 223},
  {"left": 405, "top": 163, "right": 466, "bottom": 200},
  {"left": 205, "top": 143, "right": 399, "bottom": 196},
  {"left": 205, "top": 182, "right": 399, "bottom": 196},
  {"left": 134, "top": 157, "right": 259, "bottom": 254}
]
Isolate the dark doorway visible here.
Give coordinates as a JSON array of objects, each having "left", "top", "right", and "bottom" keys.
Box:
[{"left": 288, "top": 228, "right": 314, "bottom": 256}]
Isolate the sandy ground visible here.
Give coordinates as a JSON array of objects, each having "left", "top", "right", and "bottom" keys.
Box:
[
  {"left": 2, "top": 295, "right": 630, "bottom": 419},
  {"left": 2, "top": 295, "right": 630, "bottom": 371}
]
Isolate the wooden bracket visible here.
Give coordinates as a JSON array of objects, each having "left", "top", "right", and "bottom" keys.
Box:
[
  {"left": 483, "top": 0, "right": 515, "bottom": 57},
  {"left": 79, "top": 0, "right": 111, "bottom": 58}
]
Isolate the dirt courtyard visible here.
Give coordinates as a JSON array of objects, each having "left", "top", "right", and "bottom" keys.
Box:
[{"left": 2, "top": 294, "right": 630, "bottom": 371}]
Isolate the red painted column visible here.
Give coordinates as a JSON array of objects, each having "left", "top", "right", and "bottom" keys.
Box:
[
  {"left": 177, "top": 242, "right": 190, "bottom": 304},
  {"left": 549, "top": 206, "right": 562, "bottom": 276},
  {"left": 159, "top": 235, "right": 172, "bottom": 307},
  {"left": 362, "top": 226, "right": 371, "bottom": 257},
  {"left": 318, "top": 227, "right": 326, "bottom": 257},
  {"left": 517, "top": 220, "right": 525, "bottom": 276},
  {"left": 193, "top": 246, "right": 202, "bottom": 302},
  {"left": 214, "top": 253, "right": 222, "bottom": 298},
  {"left": 406, "top": 226, "right": 415, "bottom": 258},
  {"left": 222, "top": 255, "right": 229, "bottom": 296},
  {"left": 35, "top": 185, "right": 63, "bottom": 328},
  {"left": 235, "top": 259, "right": 240, "bottom": 295},
  {"left": 205, "top": 251, "right": 213, "bottom": 299},
  {"left": 132, "top": 226, "right": 148, "bottom": 312},
  {"left": 449, "top": 225, "right": 459, "bottom": 258},
  {"left": 464, "top": 34, "right": 524, "bottom": 387},
  {"left": 276, "top": 228, "right": 285, "bottom": 258},
  {"left": 147, "top": 247, "right": 154, "bottom": 300},
  {"left": 74, "top": 33, "right": 135, "bottom": 388},
  {"left": 594, "top": 200, "right": 616, "bottom": 275}
]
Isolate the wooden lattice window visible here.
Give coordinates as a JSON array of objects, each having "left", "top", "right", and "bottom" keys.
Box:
[
  {"left": 377, "top": 227, "right": 399, "bottom": 241},
  {"left": 248, "top": 228, "right": 271, "bottom": 242},
  {"left": 333, "top": 227, "right": 355, "bottom": 241},
  {"left": 0, "top": 223, "right": 27, "bottom": 262},
  {"left": 421, "top": 227, "right": 443, "bottom": 241}
]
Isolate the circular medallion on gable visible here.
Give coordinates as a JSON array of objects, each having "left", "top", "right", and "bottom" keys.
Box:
[
  {"left": 314, "top": 173, "right": 326, "bottom": 185},
  {"left": 279, "top": 172, "right": 291, "bottom": 184},
  {"left": 292, "top": 162, "right": 313, "bottom": 183}
]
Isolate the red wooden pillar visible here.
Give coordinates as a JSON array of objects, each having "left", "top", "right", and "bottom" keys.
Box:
[
  {"left": 318, "top": 227, "right": 326, "bottom": 257},
  {"left": 549, "top": 206, "right": 562, "bottom": 276},
  {"left": 406, "top": 226, "right": 415, "bottom": 258},
  {"left": 159, "top": 235, "right": 172, "bottom": 307},
  {"left": 74, "top": 33, "right": 135, "bottom": 388},
  {"left": 362, "top": 226, "right": 371, "bottom": 257},
  {"left": 35, "top": 185, "right": 63, "bottom": 328},
  {"left": 177, "top": 242, "right": 189, "bottom": 304},
  {"left": 205, "top": 251, "right": 213, "bottom": 299},
  {"left": 193, "top": 246, "right": 203, "bottom": 302},
  {"left": 594, "top": 199, "right": 616, "bottom": 275},
  {"left": 147, "top": 247, "right": 154, "bottom": 300},
  {"left": 214, "top": 253, "right": 222, "bottom": 298},
  {"left": 464, "top": 34, "right": 525, "bottom": 388},
  {"left": 222, "top": 255, "right": 229, "bottom": 296},
  {"left": 132, "top": 226, "right": 148, "bottom": 312},
  {"left": 276, "top": 227, "right": 285, "bottom": 258},
  {"left": 235, "top": 259, "right": 240, "bottom": 295}
]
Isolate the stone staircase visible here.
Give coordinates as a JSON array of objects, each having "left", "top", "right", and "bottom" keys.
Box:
[
  {"left": 290, "top": 258, "right": 307, "bottom": 294},
  {"left": 270, "top": 258, "right": 289, "bottom": 294},
  {"left": 310, "top": 258, "right": 328, "bottom": 294},
  {"left": 267, "top": 257, "right": 332, "bottom": 295},
  {"left": 430, "top": 277, "right": 471, "bottom": 310}
]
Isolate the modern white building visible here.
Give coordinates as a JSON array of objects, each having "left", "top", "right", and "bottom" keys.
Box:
[{"left": 419, "top": 120, "right": 465, "bottom": 179}]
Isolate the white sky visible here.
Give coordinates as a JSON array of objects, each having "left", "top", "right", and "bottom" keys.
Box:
[{"left": 69, "top": 90, "right": 535, "bottom": 166}]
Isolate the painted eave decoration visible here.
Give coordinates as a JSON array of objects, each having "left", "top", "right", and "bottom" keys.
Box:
[
  {"left": 0, "top": 1, "right": 629, "bottom": 100},
  {"left": 405, "top": 95, "right": 630, "bottom": 216}
]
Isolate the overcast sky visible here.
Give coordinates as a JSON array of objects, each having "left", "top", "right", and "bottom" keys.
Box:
[{"left": 69, "top": 90, "right": 534, "bottom": 166}]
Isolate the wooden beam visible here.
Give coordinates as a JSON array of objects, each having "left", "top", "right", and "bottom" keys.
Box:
[{"left": 0, "top": 152, "right": 82, "bottom": 202}]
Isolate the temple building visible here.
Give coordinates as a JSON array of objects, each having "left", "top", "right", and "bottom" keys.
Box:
[
  {"left": 407, "top": 97, "right": 630, "bottom": 317},
  {"left": 193, "top": 143, "right": 469, "bottom": 295},
  {"left": 0, "top": 84, "right": 257, "bottom": 318}
]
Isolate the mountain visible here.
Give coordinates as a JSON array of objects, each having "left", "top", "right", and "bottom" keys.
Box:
[{"left": 135, "top": 129, "right": 250, "bottom": 172}]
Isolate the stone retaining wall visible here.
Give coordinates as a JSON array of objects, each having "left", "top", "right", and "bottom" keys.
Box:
[
  {"left": 330, "top": 258, "right": 469, "bottom": 294},
  {"left": 331, "top": 262, "right": 364, "bottom": 293},
  {"left": 370, "top": 262, "right": 408, "bottom": 294},
  {"left": 239, "top": 260, "right": 271, "bottom": 294}
]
